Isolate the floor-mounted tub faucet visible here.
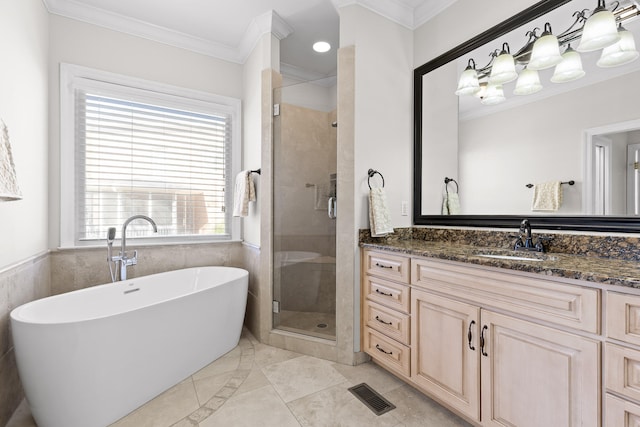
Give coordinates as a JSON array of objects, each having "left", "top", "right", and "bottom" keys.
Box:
[{"left": 108, "top": 215, "right": 158, "bottom": 281}]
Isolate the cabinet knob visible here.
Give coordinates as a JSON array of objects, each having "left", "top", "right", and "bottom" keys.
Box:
[
  {"left": 375, "top": 289, "right": 393, "bottom": 297},
  {"left": 375, "top": 262, "right": 393, "bottom": 269}
]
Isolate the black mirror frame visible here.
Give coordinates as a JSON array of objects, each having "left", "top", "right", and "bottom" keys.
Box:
[{"left": 413, "top": 0, "right": 640, "bottom": 233}]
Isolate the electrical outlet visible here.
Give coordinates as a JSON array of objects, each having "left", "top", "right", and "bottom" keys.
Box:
[{"left": 401, "top": 201, "right": 409, "bottom": 216}]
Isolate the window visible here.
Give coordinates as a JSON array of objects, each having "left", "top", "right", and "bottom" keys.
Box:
[{"left": 60, "top": 64, "right": 241, "bottom": 246}]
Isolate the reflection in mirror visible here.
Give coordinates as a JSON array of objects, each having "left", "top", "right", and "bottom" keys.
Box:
[{"left": 415, "top": 0, "right": 640, "bottom": 231}]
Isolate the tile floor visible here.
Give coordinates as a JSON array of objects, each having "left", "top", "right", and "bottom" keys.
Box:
[{"left": 7, "top": 329, "right": 472, "bottom": 427}]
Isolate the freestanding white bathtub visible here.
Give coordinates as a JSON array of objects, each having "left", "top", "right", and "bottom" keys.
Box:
[{"left": 10, "top": 266, "right": 248, "bottom": 427}]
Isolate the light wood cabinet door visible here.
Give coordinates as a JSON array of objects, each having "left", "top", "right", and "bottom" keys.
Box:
[
  {"left": 480, "top": 311, "right": 600, "bottom": 427},
  {"left": 411, "top": 288, "right": 480, "bottom": 422},
  {"left": 605, "top": 393, "right": 640, "bottom": 427}
]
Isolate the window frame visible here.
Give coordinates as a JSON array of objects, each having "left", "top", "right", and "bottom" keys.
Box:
[{"left": 60, "top": 63, "right": 242, "bottom": 247}]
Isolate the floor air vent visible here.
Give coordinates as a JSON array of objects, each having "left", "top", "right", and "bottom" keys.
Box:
[{"left": 348, "top": 383, "right": 395, "bottom": 416}]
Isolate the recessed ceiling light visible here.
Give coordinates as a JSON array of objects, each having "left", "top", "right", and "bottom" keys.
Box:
[{"left": 313, "top": 41, "right": 331, "bottom": 53}]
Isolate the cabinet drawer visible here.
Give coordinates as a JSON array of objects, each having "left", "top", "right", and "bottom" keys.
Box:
[
  {"left": 605, "top": 393, "right": 640, "bottom": 426},
  {"left": 363, "top": 250, "right": 410, "bottom": 283},
  {"left": 608, "top": 292, "right": 640, "bottom": 346},
  {"left": 364, "top": 275, "right": 410, "bottom": 313},
  {"left": 412, "top": 258, "right": 600, "bottom": 333},
  {"left": 363, "top": 327, "right": 410, "bottom": 378},
  {"left": 364, "top": 300, "right": 410, "bottom": 345},
  {"left": 606, "top": 343, "right": 640, "bottom": 403}
]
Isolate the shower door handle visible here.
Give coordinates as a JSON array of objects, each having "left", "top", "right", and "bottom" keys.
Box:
[{"left": 328, "top": 197, "right": 337, "bottom": 219}]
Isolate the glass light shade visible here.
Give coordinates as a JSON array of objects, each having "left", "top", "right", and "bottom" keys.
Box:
[
  {"left": 455, "top": 67, "right": 480, "bottom": 95},
  {"left": 551, "top": 47, "right": 585, "bottom": 83},
  {"left": 474, "top": 82, "right": 488, "bottom": 99},
  {"left": 489, "top": 52, "right": 518, "bottom": 84},
  {"left": 577, "top": 7, "right": 620, "bottom": 52},
  {"left": 597, "top": 27, "right": 639, "bottom": 67},
  {"left": 513, "top": 68, "right": 542, "bottom": 95},
  {"left": 481, "top": 84, "right": 505, "bottom": 105},
  {"left": 528, "top": 31, "right": 563, "bottom": 70}
]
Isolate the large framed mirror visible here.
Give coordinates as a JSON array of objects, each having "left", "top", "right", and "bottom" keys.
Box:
[{"left": 414, "top": 0, "right": 640, "bottom": 232}]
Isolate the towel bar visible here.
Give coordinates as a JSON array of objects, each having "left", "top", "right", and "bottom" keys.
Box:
[
  {"left": 367, "top": 169, "right": 385, "bottom": 189},
  {"left": 250, "top": 169, "right": 261, "bottom": 175},
  {"left": 526, "top": 180, "right": 574, "bottom": 188}
]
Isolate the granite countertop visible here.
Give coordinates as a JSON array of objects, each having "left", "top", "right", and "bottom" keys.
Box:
[{"left": 361, "top": 239, "right": 640, "bottom": 289}]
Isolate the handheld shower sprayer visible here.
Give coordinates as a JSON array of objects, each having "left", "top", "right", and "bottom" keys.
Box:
[{"left": 107, "top": 227, "right": 117, "bottom": 282}]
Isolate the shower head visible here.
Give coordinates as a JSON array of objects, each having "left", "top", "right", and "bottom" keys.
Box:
[
  {"left": 331, "top": 121, "right": 337, "bottom": 128},
  {"left": 107, "top": 227, "right": 116, "bottom": 244}
]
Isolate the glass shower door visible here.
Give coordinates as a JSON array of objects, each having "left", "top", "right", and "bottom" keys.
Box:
[{"left": 272, "top": 79, "right": 337, "bottom": 340}]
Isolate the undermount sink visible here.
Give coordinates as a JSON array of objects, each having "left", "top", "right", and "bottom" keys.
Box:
[
  {"left": 476, "top": 254, "right": 545, "bottom": 262},
  {"left": 472, "top": 248, "right": 558, "bottom": 262}
]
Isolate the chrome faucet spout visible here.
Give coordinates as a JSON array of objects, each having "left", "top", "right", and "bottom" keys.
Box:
[
  {"left": 118, "top": 215, "right": 158, "bottom": 281},
  {"left": 121, "top": 215, "right": 158, "bottom": 257}
]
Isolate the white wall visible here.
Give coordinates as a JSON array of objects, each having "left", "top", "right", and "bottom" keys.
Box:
[
  {"left": 414, "top": 0, "right": 540, "bottom": 68},
  {"left": 48, "top": 15, "right": 244, "bottom": 248},
  {"left": 339, "top": 5, "right": 414, "bottom": 231},
  {"left": 459, "top": 71, "right": 640, "bottom": 215},
  {"left": 241, "top": 33, "right": 279, "bottom": 247},
  {"left": 0, "top": 0, "right": 49, "bottom": 269}
]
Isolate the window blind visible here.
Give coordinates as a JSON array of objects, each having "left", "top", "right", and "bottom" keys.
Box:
[{"left": 74, "top": 91, "right": 232, "bottom": 241}]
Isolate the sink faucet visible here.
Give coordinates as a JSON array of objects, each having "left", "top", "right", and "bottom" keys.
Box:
[
  {"left": 112, "top": 215, "right": 158, "bottom": 281},
  {"left": 514, "top": 219, "right": 546, "bottom": 252}
]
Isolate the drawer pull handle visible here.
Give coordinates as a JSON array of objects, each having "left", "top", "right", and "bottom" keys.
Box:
[
  {"left": 468, "top": 320, "right": 476, "bottom": 351},
  {"left": 480, "top": 325, "right": 488, "bottom": 357},
  {"left": 375, "top": 344, "right": 393, "bottom": 355},
  {"left": 375, "top": 316, "right": 393, "bottom": 326},
  {"left": 375, "top": 263, "right": 393, "bottom": 269},
  {"left": 375, "top": 289, "right": 393, "bottom": 297}
]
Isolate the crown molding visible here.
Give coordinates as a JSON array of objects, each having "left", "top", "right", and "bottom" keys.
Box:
[
  {"left": 332, "top": 0, "right": 414, "bottom": 28},
  {"left": 42, "top": 0, "right": 292, "bottom": 64},
  {"left": 332, "top": 0, "right": 458, "bottom": 29},
  {"left": 414, "top": 0, "right": 458, "bottom": 29},
  {"left": 237, "top": 10, "right": 294, "bottom": 63}
]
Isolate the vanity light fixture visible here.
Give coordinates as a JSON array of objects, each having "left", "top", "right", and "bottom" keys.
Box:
[
  {"left": 489, "top": 43, "right": 518, "bottom": 84},
  {"left": 455, "top": 0, "right": 640, "bottom": 104},
  {"left": 551, "top": 45, "right": 586, "bottom": 83},
  {"left": 597, "top": 23, "right": 640, "bottom": 66},
  {"left": 513, "top": 67, "right": 543, "bottom": 95},
  {"left": 313, "top": 41, "right": 331, "bottom": 53},
  {"left": 480, "top": 84, "right": 506, "bottom": 105},
  {"left": 528, "top": 23, "right": 563, "bottom": 70},
  {"left": 577, "top": 0, "right": 621, "bottom": 52},
  {"left": 455, "top": 59, "right": 481, "bottom": 95}
]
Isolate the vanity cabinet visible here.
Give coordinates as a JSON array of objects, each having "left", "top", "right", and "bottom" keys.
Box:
[
  {"left": 411, "top": 288, "right": 480, "bottom": 420},
  {"left": 605, "top": 292, "right": 640, "bottom": 424},
  {"left": 361, "top": 250, "right": 411, "bottom": 378},
  {"left": 362, "top": 249, "right": 602, "bottom": 426}
]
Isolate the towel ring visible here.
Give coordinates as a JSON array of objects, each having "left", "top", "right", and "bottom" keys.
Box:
[
  {"left": 444, "top": 177, "right": 458, "bottom": 194},
  {"left": 367, "top": 169, "right": 385, "bottom": 189}
]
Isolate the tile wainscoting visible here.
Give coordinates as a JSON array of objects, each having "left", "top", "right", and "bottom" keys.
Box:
[{"left": 0, "top": 241, "right": 255, "bottom": 427}]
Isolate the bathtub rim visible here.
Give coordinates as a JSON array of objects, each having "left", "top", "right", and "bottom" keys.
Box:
[{"left": 10, "top": 266, "right": 248, "bottom": 326}]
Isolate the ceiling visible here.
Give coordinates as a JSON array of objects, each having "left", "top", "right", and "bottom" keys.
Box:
[{"left": 42, "top": 0, "right": 457, "bottom": 80}]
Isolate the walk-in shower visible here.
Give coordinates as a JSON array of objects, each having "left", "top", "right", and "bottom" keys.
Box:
[{"left": 272, "top": 76, "right": 337, "bottom": 340}]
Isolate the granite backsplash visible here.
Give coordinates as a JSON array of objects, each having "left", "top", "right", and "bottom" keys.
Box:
[{"left": 359, "top": 227, "right": 640, "bottom": 262}]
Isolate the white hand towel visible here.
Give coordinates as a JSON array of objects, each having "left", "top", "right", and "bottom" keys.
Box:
[
  {"left": 369, "top": 188, "right": 394, "bottom": 237},
  {"left": 232, "top": 170, "right": 256, "bottom": 217},
  {"left": 442, "top": 193, "right": 461, "bottom": 215},
  {"left": 531, "top": 181, "right": 562, "bottom": 211}
]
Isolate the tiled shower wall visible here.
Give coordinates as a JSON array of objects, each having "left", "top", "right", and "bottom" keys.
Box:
[{"left": 0, "top": 241, "right": 258, "bottom": 426}]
